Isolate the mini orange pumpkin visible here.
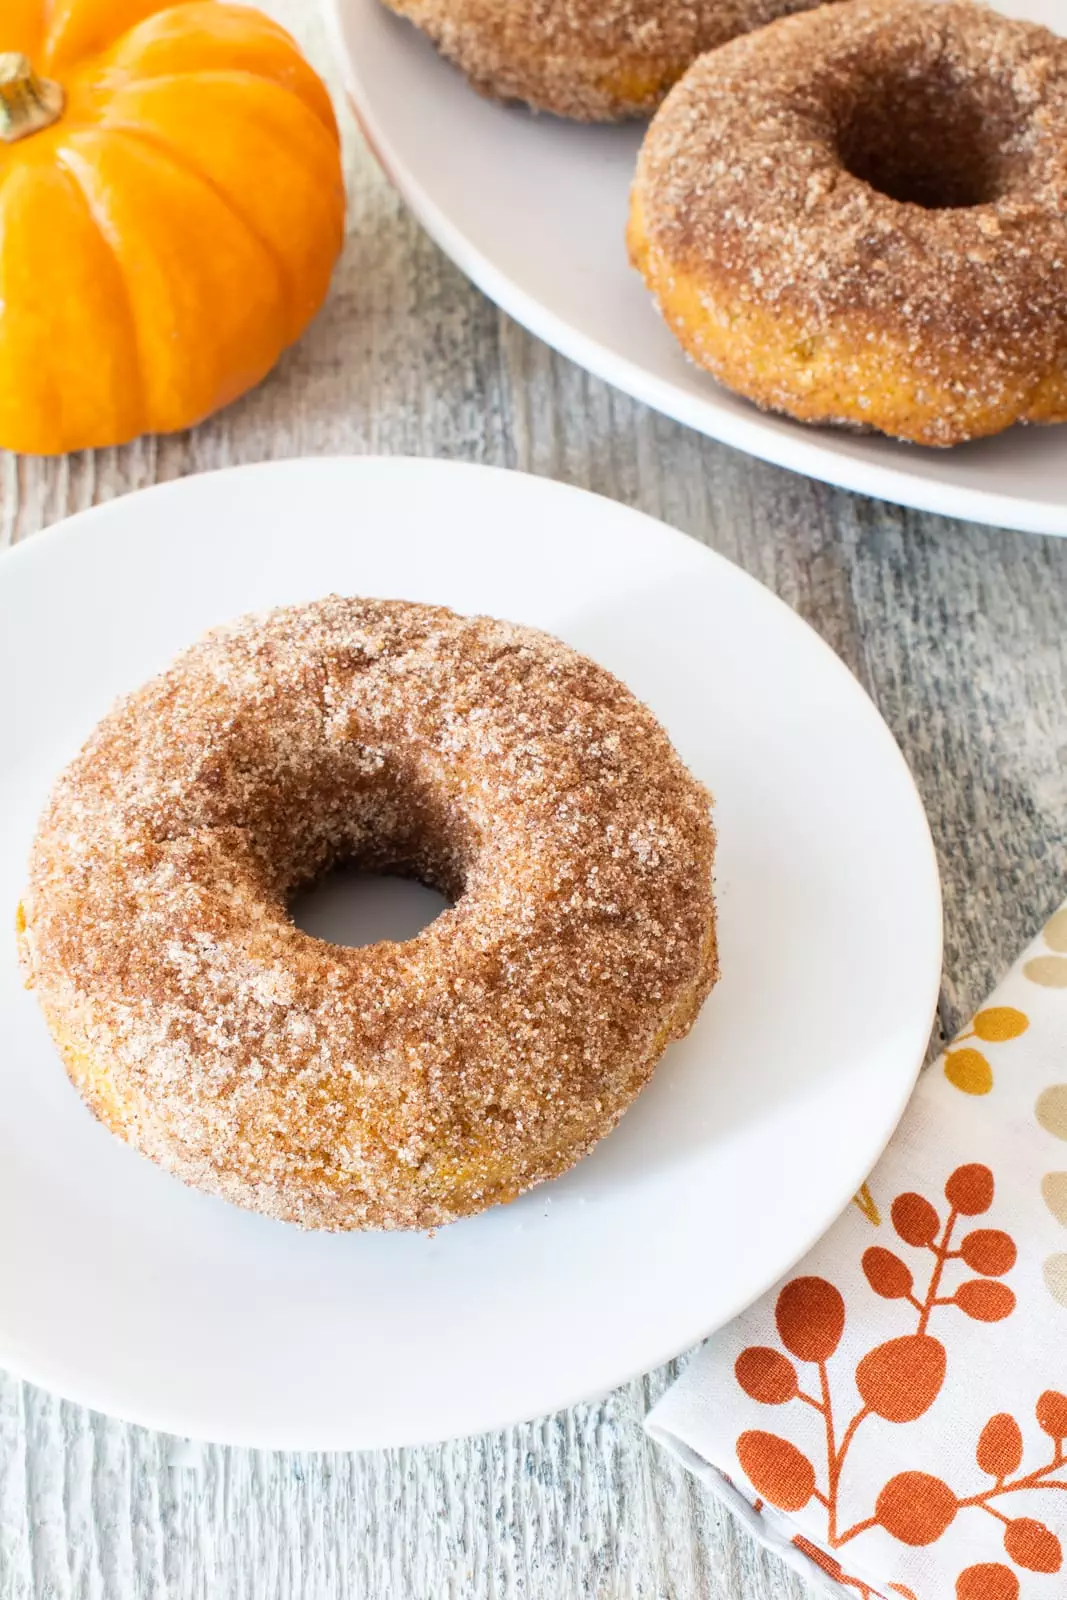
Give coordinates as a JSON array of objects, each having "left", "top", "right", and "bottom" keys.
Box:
[{"left": 0, "top": 1, "right": 345, "bottom": 454}]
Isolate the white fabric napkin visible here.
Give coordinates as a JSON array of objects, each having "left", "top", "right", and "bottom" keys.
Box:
[{"left": 647, "top": 904, "right": 1067, "bottom": 1600}]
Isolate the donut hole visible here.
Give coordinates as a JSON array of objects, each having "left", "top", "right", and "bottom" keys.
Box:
[
  {"left": 836, "top": 68, "right": 1010, "bottom": 209},
  {"left": 290, "top": 865, "right": 452, "bottom": 949},
  {"left": 267, "top": 757, "right": 475, "bottom": 947}
]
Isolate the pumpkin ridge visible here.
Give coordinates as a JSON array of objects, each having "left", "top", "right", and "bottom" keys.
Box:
[
  {"left": 97, "top": 67, "right": 341, "bottom": 154},
  {"left": 88, "top": 118, "right": 293, "bottom": 334},
  {"left": 51, "top": 145, "right": 147, "bottom": 424},
  {"left": 3, "top": 1, "right": 44, "bottom": 62},
  {"left": 0, "top": 4, "right": 343, "bottom": 452},
  {"left": 42, "top": 0, "right": 174, "bottom": 75},
  {"left": 0, "top": 154, "right": 145, "bottom": 449},
  {"left": 81, "top": 9, "right": 339, "bottom": 136}
]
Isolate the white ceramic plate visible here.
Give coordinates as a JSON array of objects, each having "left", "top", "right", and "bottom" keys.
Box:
[
  {"left": 325, "top": 0, "right": 1067, "bottom": 536},
  {"left": 0, "top": 459, "right": 941, "bottom": 1448}
]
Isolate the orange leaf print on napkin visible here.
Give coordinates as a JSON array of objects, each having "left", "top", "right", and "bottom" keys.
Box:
[
  {"left": 731, "top": 1164, "right": 1064, "bottom": 1594},
  {"left": 647, "top": 900, "right": 1067, "bottom": 1600}
]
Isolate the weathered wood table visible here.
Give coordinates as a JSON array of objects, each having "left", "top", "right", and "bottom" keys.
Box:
[{"left": 2, "top": 6, "right": 1066, "bottom": 1596}]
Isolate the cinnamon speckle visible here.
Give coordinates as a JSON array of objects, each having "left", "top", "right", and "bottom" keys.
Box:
[
  {"left": 382, "top": 0, "right": 848, "bottom": 119},
  {"left": 19, "top": 599, "right": 718, "bottom": 1231},
  {"left": 631, "top": 0, "right": 1067, "bottom": 444}
]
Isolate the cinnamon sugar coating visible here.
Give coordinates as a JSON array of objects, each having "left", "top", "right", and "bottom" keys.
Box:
[
  {"left": 381, "top": 0, "right": 847, "bottom": 120},
  {"left": 630, "top": 0, "right": 1067, "bottom": 445},
  {"left": 18, "top": 599, "right": 718, "bottom": 1230}
]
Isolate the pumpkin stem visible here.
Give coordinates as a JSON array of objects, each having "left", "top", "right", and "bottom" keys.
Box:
[{"left": 0, "top": 54, "right": 64, "bottom": 144}]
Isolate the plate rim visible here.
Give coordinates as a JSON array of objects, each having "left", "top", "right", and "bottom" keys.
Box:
[
  {"left": 0, "top": 456, "right": 944, "bottom": 1447},
  {"left": 323, "top": 0, "right": 1067, "bottom": 539}
]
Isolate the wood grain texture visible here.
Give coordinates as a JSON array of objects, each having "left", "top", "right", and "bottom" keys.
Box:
[{"left": 2, "top": 4, "right": 1066, "bottom": 1597}]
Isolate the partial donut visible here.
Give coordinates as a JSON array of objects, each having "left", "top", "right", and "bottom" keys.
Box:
[
  {"left": 629, "top": 0, "right": 1067, "bottom": 445},
  {"left": 381, "top": 0, "right": 848, "bottom": 120},
  {"left": 18, "top": 598, "right": 718, "bottom": 1231}
]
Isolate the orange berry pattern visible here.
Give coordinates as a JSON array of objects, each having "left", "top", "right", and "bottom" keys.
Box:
[
  {"left": 733, "top": 1164, "right": 1067, "bottom": 1595},
  {"left": 648, "top": 905, "right": 1067, "bottom": 1600},
  {"left": 943, "top": 1008, "right": 1027, "bottom": 1097}
]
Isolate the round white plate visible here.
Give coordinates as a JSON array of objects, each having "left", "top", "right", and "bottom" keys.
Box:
[
  {"left": 325, "top": 0, "right": 1067, "bottom": 537},
  {"left": 0, "top": 459, "right": 941, "bottom": 1448}
]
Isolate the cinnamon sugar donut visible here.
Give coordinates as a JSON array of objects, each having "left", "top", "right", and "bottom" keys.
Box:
[
  {"left": 17, "top": 598, "right": 717, "bottom": 1231},
  {"left": 629, "top": 0, "right": 1067, "bottom": 445},
  {"left": 381, "top": 0, "right": 847, "bottom": 120}
]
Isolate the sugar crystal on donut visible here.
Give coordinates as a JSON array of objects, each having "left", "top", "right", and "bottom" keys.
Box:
[
  {"left": 630, "top": 0, "right": 1067, "bottom": 445},
  {"left": 17, "top": 598, "right": 718, "bottom": 1230},
  {"left": 380, "top": 0, "right": 850, "bottom": 120}
]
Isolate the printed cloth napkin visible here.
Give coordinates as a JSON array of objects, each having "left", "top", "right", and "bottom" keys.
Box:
[{"left": 647, "top": 904, "right": 1067, "bottom": 1600}]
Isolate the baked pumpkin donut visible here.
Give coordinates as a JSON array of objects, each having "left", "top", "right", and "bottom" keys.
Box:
[
  {"left": 18, "top": 598, "right": 717, "bottom": 1231},
  {"left": 629, "top": 0, "right": 1067, "bottom": 446},
  {"left": 381, "top": 0, "right": 847, "bottom": 120}
]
